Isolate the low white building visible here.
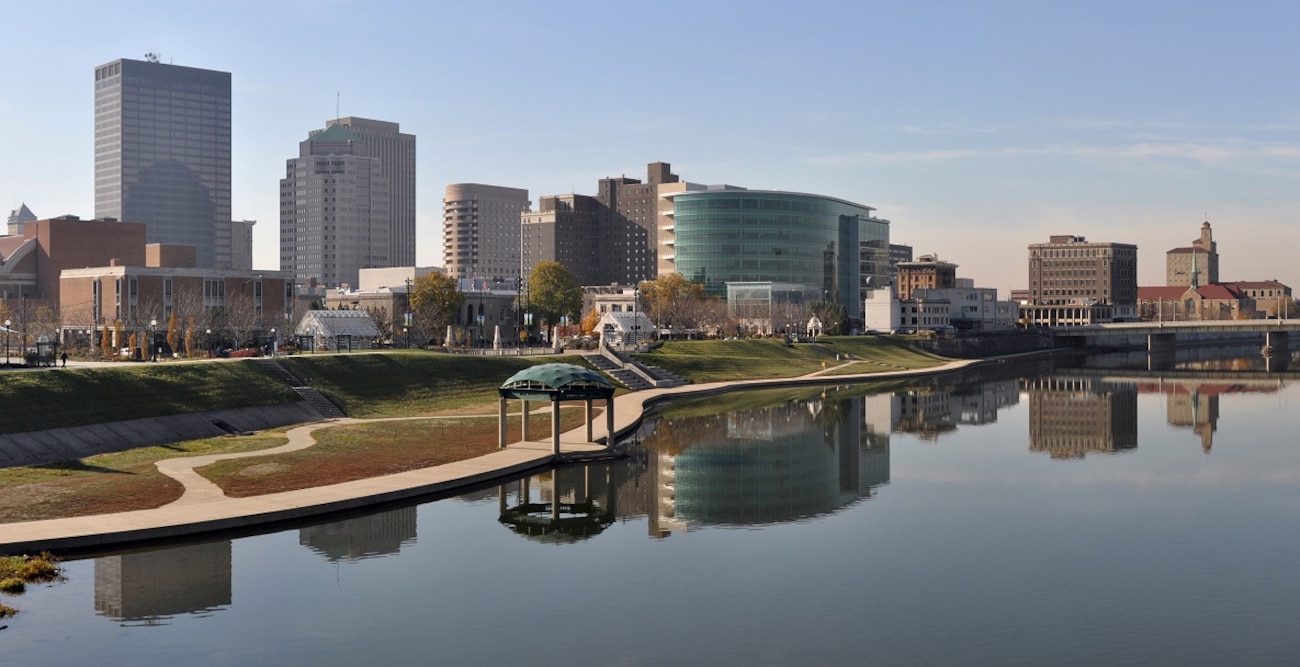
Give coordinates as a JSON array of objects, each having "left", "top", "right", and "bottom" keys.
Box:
[
  {"left": 296, "top": 310, "right": 382, "bottom": 351},
  {"left": 864, "top": 283, "right": 1018, "bottom": 333},
  {"left": 863, "top": 288, "right": 950, "bottom": 333},
  {"left": 598, "top": 311, "right": 656, "bottom": 347},
  {"left": 914, "top": 284, "right": 1019, "bottom": 332}
]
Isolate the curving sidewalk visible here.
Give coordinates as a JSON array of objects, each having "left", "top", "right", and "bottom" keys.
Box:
[{"left": 0, "top": 358, "right": 982, "bottom": 554}]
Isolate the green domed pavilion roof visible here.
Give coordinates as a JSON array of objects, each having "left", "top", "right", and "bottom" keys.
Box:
[{"left": 499, "top": 363, "right": 614, "bottom": 401}]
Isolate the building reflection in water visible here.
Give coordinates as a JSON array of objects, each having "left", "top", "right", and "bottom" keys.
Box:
[
  {"left": 94, "top": 540, "right": 232, "bottom": 625},
  {"left": 299, "top": 506, "right": 418, "bottom": 562},
  {"left": 891, "top": 380, "right": 1020, "bottom": 441},
  {"left": 1026, "top": 376, "right": 1138, "bottom": 459},
  {"left": 639, "top": 392, "right": 891, "bottom": 535}
]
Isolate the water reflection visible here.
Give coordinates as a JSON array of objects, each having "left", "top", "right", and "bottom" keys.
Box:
[
  {"left": 1026, "top": 377, "right": 1138, "bottom": 459},
  {"left": 79, "top": 356, "right": 1300, "bottom": 624},
  {"left": 94, "top": 540, "right": 232, "bottom": 625},
  {"left": 299, "top": 506, "right": 418, "bottom": 562},
  {"left": 638, "top": 392, "right": 890, "bottom": 531},
  {"left": 892, "top": 379, "right": 1020, "bottom": 440},
  {"left": 497, "top": 467, "right": 619, "bottom": 543}
]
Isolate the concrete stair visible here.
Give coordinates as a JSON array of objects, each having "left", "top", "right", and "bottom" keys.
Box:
[
  {"left": 254, "top": 359, "right": 347, "bottom": 418},
  {"left": 587, "top": 353, "right": 654, "bottom": 391}
]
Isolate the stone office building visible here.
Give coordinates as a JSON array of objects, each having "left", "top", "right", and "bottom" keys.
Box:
[{"left": 1023, "top": 235, "right": 1138, "bottom": 326}]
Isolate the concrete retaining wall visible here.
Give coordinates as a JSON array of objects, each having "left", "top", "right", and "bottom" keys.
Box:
[{"left": 0, "top": 402, "right": 326, "bottom": 468}]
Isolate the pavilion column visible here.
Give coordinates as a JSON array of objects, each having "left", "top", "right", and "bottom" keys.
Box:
[
  {"left": 521, "top": 399, "right": 530, "bottom": 441},
  {"left": 606, "top": 396, "right": 616, "bottom": 445},
  {"left": 552, "top": 396, "right": 562, "bottom": 457},
  {"left": 585, "top": 399, "right": 594, "bottom": 442},
  {"left": 498, "top": 397, "right": 508, "bottom": 449}
]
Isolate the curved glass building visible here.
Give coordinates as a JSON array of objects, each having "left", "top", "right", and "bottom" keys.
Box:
[{"left": 666, "top": 189, "right": 890, "bottom": 319}]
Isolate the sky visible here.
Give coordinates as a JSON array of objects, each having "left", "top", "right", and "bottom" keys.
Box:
[{"left": 4, "top": 0, "right": 1299, "bottom": 295}]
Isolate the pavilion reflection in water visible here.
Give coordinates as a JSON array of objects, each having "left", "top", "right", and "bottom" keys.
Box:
[{"left": 94, "top": 540, "right": 232, "bottom": 624}]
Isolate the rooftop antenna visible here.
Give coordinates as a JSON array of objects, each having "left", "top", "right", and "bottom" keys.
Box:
[{"left": 144, "top": 51, "right": 160, "bottom": 63}]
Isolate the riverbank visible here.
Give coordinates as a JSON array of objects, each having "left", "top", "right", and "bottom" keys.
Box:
[{"left": 0, "top": 347, "right": 987, "bottom": 555}]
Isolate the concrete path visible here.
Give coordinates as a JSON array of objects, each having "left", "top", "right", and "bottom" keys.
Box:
[{"left": 0, "top": 357, "right": 982, "bottom": 554}]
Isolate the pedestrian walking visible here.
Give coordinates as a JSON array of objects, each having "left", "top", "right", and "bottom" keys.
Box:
[{"left": 60, "top": 352, "right": 68, "bottom": 368}]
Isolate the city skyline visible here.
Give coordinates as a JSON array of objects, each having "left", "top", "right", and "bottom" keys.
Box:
[{"left": 4, "top": 1, "right": 1299, "bottom": 295}]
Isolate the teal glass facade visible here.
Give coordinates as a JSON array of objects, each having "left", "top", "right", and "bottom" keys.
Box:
[{"left": 669, "top": 190, "right": 890, "bottom": 318}]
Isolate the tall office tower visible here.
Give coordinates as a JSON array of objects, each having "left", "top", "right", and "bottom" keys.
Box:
[
  {"left": 216, "top": 219, "right": 255, "bottom": 271},
  {"left": 596, "top": 162, "right": 679, "bottom": 285},
  {"left": 93, "top": 57, "right": 231, "bottom": 268},
  {"left": 521, "top": 194, "right": 605, "bottom": 286},
  {"left": 6, "top": 203, "right": 36, "bottom": 236},
  {"left": 323, "top": 117, "right": 416, "bottom": 266},
  {"left": 443, "top": 184, "right": 530, "bottom": 283},
  {"left": 280, "top": 124, "right": 390, "bottom": 289}
]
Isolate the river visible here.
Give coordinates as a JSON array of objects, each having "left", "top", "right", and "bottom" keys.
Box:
[{"left": 4, "top": 349, "right": 1298, "bottom": 665}]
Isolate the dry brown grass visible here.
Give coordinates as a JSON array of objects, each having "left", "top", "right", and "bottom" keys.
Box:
[{"left": 197, "top": 410, "right": 590, "bottom": 497}]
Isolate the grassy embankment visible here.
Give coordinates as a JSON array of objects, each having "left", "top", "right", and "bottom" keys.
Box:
[
  {"left": 636, "top": 336, "right": 949, "bottom": 383},
  {"left": 198, "top": 351, "right": 594, "bottom": 496},
  {"left": 0, "top": 341, "right": 950, "bottom": 524},
  {"left": 0, "top": 352, "right": 588, "bottom": 522}
]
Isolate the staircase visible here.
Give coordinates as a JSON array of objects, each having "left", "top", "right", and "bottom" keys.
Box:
[
  {"left": 587, "top": 353, "right": 654, "bottom": 391},
  {"left": 588, "top": 348, "right": 690, "bottom": 391},
  {"left": 254, "top": 359, "right": 347, "bottom": 418}
]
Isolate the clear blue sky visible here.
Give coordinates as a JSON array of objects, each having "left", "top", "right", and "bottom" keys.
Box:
[{"left": 4, "top": 1, "right": 1299, "bottom": 294}]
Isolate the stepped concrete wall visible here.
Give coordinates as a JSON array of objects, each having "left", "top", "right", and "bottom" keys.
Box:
[{"left": 0, "top": 402, "right": 325, "bottom": 468}]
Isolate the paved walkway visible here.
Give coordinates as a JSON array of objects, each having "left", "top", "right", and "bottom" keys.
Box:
[{"left": 0, "top": 357, "right": 982, "bottom": 554}]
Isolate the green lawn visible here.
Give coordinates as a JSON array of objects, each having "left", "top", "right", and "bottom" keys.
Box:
[
  {"left": 0, "top": 363, "right": 298, "bottom": 434},
  {"left": 278, "top": 351, "right": 596, "bottom": 417},
  {"left": 634, "top": 336, "right": 949, "bottom": 383}
]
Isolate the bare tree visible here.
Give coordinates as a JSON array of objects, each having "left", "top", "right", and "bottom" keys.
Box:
[
  {"left": 220, "top": 290, "right": 262, "bottom": 351},
  {"left": 368, "top": 305, "right": 393, "bottom": 344},
  {"left": 170, "top": 284, "right": 211, "bottom": 356}
]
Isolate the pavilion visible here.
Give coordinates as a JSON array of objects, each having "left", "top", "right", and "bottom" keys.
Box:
[{"left": 497, "top": 363, "right": 617, "bottom": 457}]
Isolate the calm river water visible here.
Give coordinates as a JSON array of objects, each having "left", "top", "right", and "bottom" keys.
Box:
[{"left": 5, "top": 349, "right": 1300, "bottom": 666}]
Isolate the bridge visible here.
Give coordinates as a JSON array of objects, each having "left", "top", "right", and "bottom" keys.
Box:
[{"left": 1051, "top": 319, "right": 1298, "bottom": 355}]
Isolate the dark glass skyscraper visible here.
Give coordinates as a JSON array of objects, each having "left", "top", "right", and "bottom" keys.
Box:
[{"left": 93, "top": 57, "right": 231, "bottom": 268}]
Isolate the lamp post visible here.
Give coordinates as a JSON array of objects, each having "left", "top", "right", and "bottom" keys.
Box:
[
  {"left": 149, "top": 318, "right": 157, "bottom": 361},
  {"left": 205, "top": 328, "right": 212, "bottom": 358},
  {"left": 270, "top": 328, "right": 277, "bottom": 357},
  {"left": 403, "top": 326, "right": 409, "bottom": 349},
  {"left": 632, "top": 288, "right": 640, "bottom": 350},
  {"left": 3, "top": 318, "right": 9, "bottom": 367}
]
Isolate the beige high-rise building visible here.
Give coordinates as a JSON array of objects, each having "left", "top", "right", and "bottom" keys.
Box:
[
  {"left": 280, "top": 124, "right": 390, "bottom": 289},
  {"left": 443, "top": 184, "right": 529, "bottom": 283},
  {"left": 521, "top": 194, "right": 605, "bottom": 287},
  {"left": 215, "top": 219, "right": 255, "bottom": 271},
  {"left": 324, "top": 117, "right": 416, "bottom": 267}
]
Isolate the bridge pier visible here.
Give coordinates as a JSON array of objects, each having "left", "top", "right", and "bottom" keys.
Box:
[
  {"left": 1147, "top": 332, "right": 1177, "bottom": 354},
  {"left": 1265, "top": 331, "right": 1289, "bottom": 355}
]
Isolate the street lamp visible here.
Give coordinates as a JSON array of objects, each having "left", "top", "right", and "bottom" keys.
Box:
[
  {"left": 149, "top": 318, "right": 157, "bottom": 361},
  {"left": 205, "top": 328, "right": 212, "bottom": 357},
  {"left": 403, "top": 326, "right": 409, "bottom": 349},
  {"left": 3, "top": 318, "right": 9, "bottom": 367},
  {"left": 270, "top": 328, "right": 277, "bottom": 357}
]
